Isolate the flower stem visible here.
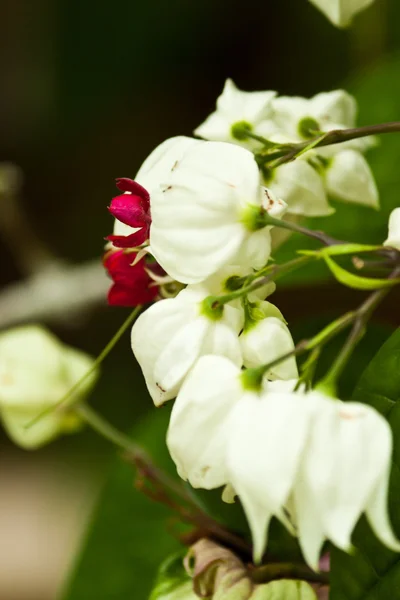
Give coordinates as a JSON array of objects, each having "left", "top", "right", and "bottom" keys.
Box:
[
  {"left": 26, "top": 305, "right": 142, "bottom": 428},
  {"left": 260, "top": 121, "right": 400, "bottom": 168},
  {"left": 320, "top": 265, "right": 400, "bottom": 390}
]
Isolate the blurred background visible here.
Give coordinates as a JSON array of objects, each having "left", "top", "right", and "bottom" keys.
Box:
[{"left": 0, "top": 0, "right": 399, "bottom": 598}]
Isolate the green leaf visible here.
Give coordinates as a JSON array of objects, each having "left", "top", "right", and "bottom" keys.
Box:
[
  {"left": 322, "top": 254, "right": 400, "bottom": 290},
  {"left": 62, "top": 406, "right": 184, "bottom": 600},
  {"left": 253, "top": 580, "right": 317, "bottom": 600},
  {"left": 149, "top": 553, "right": 197, "bottom": 600},
  {"left": 331, "top": 328, "right": 400, "bottom": 600}
]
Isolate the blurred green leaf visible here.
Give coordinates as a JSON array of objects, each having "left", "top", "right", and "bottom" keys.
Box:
[
  {"left": 331, "top": 328, "right": 400, "bottom": 599},
  {"left": 62, "top": 405, "right": 184, "bottom": 600}
]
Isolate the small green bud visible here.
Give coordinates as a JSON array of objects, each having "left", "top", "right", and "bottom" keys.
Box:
[
  {"left": 240, "top": 367, "right": 263, "bottom": 392},
  {"left": 260, "top": 164, "right": 274, "bottom": 184},
  {"left": 231, "top": 120, "right": 253, "bottom": 141},
  {"left": 298, "top": 117, "right": 320, "bottom": 139}
]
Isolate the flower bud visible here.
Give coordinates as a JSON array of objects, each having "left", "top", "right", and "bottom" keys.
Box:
[
  {"left": 0, "top": 325, "right": 98, "bottom": 449},
  {"left": 308, "top": 0, "right": 375, "bottom": 28},
  {"left": 384, "top": 207, "right": 400, "bottom": 251}
]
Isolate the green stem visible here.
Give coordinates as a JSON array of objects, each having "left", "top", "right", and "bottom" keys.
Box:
[
  {"left": 251, "top": 562, "right": 329, "bottom": 585},
  {"left": 320, "top": 266, "right": 400, "bottom": 389},
  {"left": 213, "top": 255, "right": 314, "bottom": 307},
  {"left": 261, "top": 214, "right": 343, "bottom": 246},
  {"left": 26, "top": 305, "right": 142, "bottom": 428},
  {"left": 260, "top": 121, "right": 400, "bottom": 168}
]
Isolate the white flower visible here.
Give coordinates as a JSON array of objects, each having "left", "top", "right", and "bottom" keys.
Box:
[
  {"left": 113, "top": 136, "right": 201, "bottom": 238},
  {"left": 240, "top": 307, "right": 299, "bottom": 381},
  {"left": 272, "top": 90, "right": 357, "bottom": 142},
  {"left": 0, "top": 325, "right": 97, "bottom": 449},
  {"left": 267, "top": 159, "right": 333, "bottom": 217},
  {"left": 294, "top": 392, "right": 400, "bottom": 569},
  {"left": 384, "top": 207, "right": 400, "bottom": 251},
  {"left": 131, "top": 287, "right": 243, "bottom": 406},
  {"left": 167, "top": 358, "right": 399, "bottom": 567},
  {"left": 324, "top": 149, "right": 379, "bottom": 208},
  {"left": 194, "top": 79, "right": 277, "bottom": 149},
  {"left": 308, "top": 0, "right": 376, "bottom": 28},
  {"left": 167, "top": 355, "right": 243, "bottom": 489},
  {"left": 150, "top": 142, "right": 286, "bottom": 284}
]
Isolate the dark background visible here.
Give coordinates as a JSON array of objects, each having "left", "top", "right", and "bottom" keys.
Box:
[{"left": 0, "top": 0, "right": 399, "bottom": 598}]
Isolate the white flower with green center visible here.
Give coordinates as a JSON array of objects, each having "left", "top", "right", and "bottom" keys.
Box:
[
  {"left": 309, "top": 0, "right": 376, "bottom": 28},
  {"left": 0, "top": 325, "right": 98, "bottom": 449},
  {"left": 150, "top": 141, "right": 286, "bottom": 284},
  {"left": 194, "top": 79, "right": 277, "bottom": 149},
  {"left": 384, "top": 207, "right": 400, "bottom": 251},
  {"left": 131, "top": 287, "right": 243, "bottom": 407}
]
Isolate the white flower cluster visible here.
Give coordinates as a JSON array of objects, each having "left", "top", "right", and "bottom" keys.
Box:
[
  {"left": 195, "top": 80, "right": 379, "bottom": 216},
  {"left": 111, "top": 82, "right": 400, "bottom": 568}
]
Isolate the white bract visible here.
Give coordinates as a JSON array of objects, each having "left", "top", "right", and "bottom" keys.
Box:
[
  {"left": 294, "top": 392, "right": 400, "bottom": 569},
  {"left": 384, "top": 207, "right": 400, "bottom": 251},
  {"left": 150, "top": 141, "right": 286, "bottom": 284},
  {"left": 131, "top": 287, "right": 243, "bottom": 407},
  {"left": 308, "top": 0, "right": 376, "bottom": 28},
  {"left": 0, "top": 325, "right": 97, "bottom": 449},
  {"left": 240, "top": 309, "right": 298, "bottom": 380},
  {"left": 324, "top": 149, "right": 379, "bottom": 208},
  {"left": 194, "top": 79, "right": 277, "bottom": 149},
  {"left": 167, "top": 357, "right": 399, "bottom": 567},
  {"left": 113, "top": 136, "right": 201, "bottom": 238},
  {"left": 266, "top": 159, "right": 333, "bottom": 217}
]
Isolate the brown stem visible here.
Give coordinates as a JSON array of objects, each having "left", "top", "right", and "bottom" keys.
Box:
[{"left": 263, "top": 121, "right": 400, "bottom": 168}]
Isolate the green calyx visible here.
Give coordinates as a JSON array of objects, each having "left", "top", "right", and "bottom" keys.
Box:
[
  {"left": 298, "top": 117, "right": 320, "bottom": 139},
  {"left": 240, "top": 367, "right": 264, "bottom": 392},
  {"left": 200, "top": 296, "right": 224, "bottom": 321},
  {"left": 231, "top": 120, "right": 253, "bottom": 141},
  {"left": 241, "top": 204, "right": 270, "bottom": 232}
]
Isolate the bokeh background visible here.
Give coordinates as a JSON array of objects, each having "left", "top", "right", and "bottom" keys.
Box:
[{"left": 0, "top": 0, "right": 399, "bottom": 598}]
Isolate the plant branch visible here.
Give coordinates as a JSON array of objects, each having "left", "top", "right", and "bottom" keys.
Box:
[{"left": 260, "top": 121, "right": 400, "bottom": 168}]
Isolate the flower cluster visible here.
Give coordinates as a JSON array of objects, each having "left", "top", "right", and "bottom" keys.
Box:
[{"left": 102, "top": 84, "right": 400, "bottom": 569}]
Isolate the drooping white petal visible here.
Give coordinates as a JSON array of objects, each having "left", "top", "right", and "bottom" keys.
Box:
[
  {"left": 226, "top": 392, "right": 312, "bottom": 562},
  {"left": 269, "top": 160, "right": 333, "bottom": 217},
  {"left": 240, "top": 317, "right": 299, "bottom": 380},
  {"left": 309, "top": 90, "right": 357, "bottom": 128},
  {"left": 295, "top": 394, "right": 400, "bottom": 566},
  {"left": 384, "top": 207, "right": 400, "bottom": 251},
  {"left": 308, "top": 0, "right": 375, "bottom": 28},
  {"left": 167, "top": 355, "right": 243, "bottom": 489},
  {"left": 131, "top": 288, "right": 243, "bottom": 406},
  {"left": 366, "top": 463, "right": 400, "bottom": 552},
  {"left": 324, "top": 149, "right": 379, "bottom": 208},
  {"left": 131, "top": 297, "right": 196, "bottom": 405},
  {"left": 150, "top": 142, "right": 268, "bottom": 283}
]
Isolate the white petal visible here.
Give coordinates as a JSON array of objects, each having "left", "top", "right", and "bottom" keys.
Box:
[
  {"left": 310, "top": 90, "right": 357, "bottom": 128},
  {"left": 240, "top": 317, "right": 298, "bottom": 380},
  {"left": 325, "top": 150, "right": 379, "bottom": 209},
  {"left": 167, "top": 355, "right": 242, "bottom": 488},
  {"left": 271, "top": 96, "right": 309, "bottom": 140},
  {"left": 131, "top": 298, "right": 196, "bottom": 405},
  {"left": 150, "top": 142, "right": 263, "bottom": 283},
  {"left": 226, "top": 393, "right": 312, "bottom": 561},
  {"left": 154, "top": 318, "right": 209, "bottom": 393},
  {"left": 308, "top": 0, "right": 375, "bottom": 27},
  {"left": 269, "top": 161, "right": 333, "bottom": 217},
  {"left": 233, "top": 228, "right": 271, "bottom": 270},
  {"left": 366, "top": 464, "right": 400, "bottom": 552},
  {"left": 384, "top": 207, "right": 400, "bottom": 251}
]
